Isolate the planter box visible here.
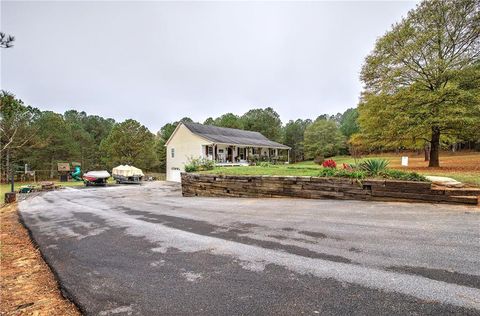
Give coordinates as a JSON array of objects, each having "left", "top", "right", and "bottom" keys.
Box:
[{"left": 181, "top": 173, "right": 479, "bottom": 206}]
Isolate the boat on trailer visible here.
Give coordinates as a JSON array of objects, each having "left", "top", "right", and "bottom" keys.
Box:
[
  {"left": 112, "top": 165, "right": 144, "bottom": 184},
  {"left": 83, "top": 170, "right": 111, "bottom": 186}
]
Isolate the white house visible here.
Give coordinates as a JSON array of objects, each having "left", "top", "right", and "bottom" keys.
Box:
[{"left": 165, "top": 122, "right": 290, "bottom": 182}]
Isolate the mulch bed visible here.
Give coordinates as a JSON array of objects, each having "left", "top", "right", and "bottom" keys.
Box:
[{"left": 0, "top": 203, "right": 80, "bottom": 316}]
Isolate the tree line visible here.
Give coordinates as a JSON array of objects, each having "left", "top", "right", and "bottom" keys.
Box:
[{"left": 0, "top": 92, "right": 360, "bottom": 181}]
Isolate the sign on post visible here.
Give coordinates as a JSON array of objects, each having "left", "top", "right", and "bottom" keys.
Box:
[{"left": 401, "top": 156, "right": 409, "bottom": 167}]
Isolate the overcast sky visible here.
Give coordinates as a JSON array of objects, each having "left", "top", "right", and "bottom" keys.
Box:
[{"left": 1, "top": 1, "right": 417, "bottom": 132}]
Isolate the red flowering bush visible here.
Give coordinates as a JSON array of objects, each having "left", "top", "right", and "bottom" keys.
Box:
[
  {"left": 322, "top": 159, "right": 337, "bottom": 168},
  {"left": 343, "top": 163, "right": 352, "bottom": 170}
]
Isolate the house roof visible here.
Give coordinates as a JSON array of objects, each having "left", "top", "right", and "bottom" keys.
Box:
[{"left": 182, "top": 122, "right": 290, "bottom": 149}]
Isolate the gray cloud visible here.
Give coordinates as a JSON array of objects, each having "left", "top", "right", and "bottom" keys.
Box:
[{"left": 1, "top": 1, "right": 417, "bottom": 131}]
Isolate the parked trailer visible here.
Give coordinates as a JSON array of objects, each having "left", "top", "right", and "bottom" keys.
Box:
[
  {"left": 112, "top": 165, "right": 144, "bottom": 184},
  {"left": 83, "top": 171, "right": 110, "bottom": 186}
]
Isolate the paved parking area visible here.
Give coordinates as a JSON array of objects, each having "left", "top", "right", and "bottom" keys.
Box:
[{"left": 19, "top": 182, "right": 480, "bottom": 315}]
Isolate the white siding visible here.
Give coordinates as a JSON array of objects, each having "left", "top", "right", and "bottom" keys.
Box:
[{"left": 166, "top": 124, "right": 211, "bottom": 182}]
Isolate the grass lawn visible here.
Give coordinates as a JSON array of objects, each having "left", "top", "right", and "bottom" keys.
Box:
[
  {"left": 0, "top": 180, "right": 85, "bottom": 194},
  {"left": 202, "top": 152, "right": 480, "bottom": 186}
]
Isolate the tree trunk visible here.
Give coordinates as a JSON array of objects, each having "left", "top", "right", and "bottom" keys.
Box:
[
  {"left": 424, "top": 143, "right": 430, "bottom": 161},
  {"left": 6, "top": 149, "right": 10, "bottom": 184},
  {"left": 50, "top": 157, "right": 55, "bottom": 179},
  {"left": 428, "top": 127, "right": 440, "bottom": 167}
]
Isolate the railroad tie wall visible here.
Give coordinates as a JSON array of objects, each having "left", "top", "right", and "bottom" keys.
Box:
[{"left": 181, "top": 173, "right": 479, "bottom": 205}]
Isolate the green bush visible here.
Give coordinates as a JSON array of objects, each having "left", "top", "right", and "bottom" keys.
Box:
[
  {"left": 318, "top": 168, "right": 337, "bottom": 177},
  {"left": 259, "top": 161, "right": 273, "bottom": 167},
  {"left": 360, "top": 159, "right": 389, "bottom": 176},
  {"left": 184, "top": 157, "right": 215, "bottom": 172},
  {"left": 315, "top": 165, "right": 426, "bottom": 182},
  {"left": 184, "top": 164, "right": 197, "bottom": 172},
  {"left": 334, "top": 169, "right": 366, "bottom": 180},
  {"left": 318, "top": 168, "right": 366, "bottom": 179},
  {"left": 381, "top": 169, "right": 429, "bottom": 182}
]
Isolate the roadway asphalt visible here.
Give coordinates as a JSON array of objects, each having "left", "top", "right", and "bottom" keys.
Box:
[{"left": 19, "top": 182, "right": 480, "bottom": 315}]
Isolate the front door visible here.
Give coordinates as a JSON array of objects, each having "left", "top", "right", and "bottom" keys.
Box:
[{"left": 227, "top": 147, "right": 233, "bottom": 162}]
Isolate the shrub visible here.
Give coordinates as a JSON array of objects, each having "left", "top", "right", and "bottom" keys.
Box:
[
  {"left": 322, "top": 159, "right": 337, "bottom": 168},
  {"left": 381, "top": 169, "right": 428, "bottom": 182},
  {"left": 334, "top": 169, "right": 366, "bottom": 180},
  {"left": 360, "top": 159, "right": 389, "bottom": 176},
  {"left": 318, "top": 168, "right": 337, "bottom": 177},
  {"left": 318, "top": 168, "right": 366, "bottom": 179},
  {"left": 184, "top": 164, "right": 197, "bottom": 172},
  {"left": 184, "top": 157, "right": 215, "bottom": 172},
  {"left": 259, "top": 161, "right": 273, "bottom": 167}
]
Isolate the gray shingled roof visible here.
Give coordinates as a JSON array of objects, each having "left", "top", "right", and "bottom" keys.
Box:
[{"left": 183, "top": 122, "right": 290, "bottom": 149}]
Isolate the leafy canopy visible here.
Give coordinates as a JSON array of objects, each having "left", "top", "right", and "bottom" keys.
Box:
[
  {"left": 100, "top": 119, "right": 157, "bottom": 170},
  {"left": 283, "top": 119, "right": 312, "bottom": 162},
  {"left": 358, "top": 0, "right": 480, "bottom": 166},
  {"left": 204, "top": 113, "right": 243, "bottom": 129},
  {"left": 240, "top": 107, "right": 283, "bottom": 141},
  {"left": 304, "top": 118, "right": 345, "bottom": 159}
]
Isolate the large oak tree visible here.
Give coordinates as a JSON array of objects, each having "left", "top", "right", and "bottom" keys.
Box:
[{"left": 359, "top": 0, "right": 480, "bottom": 167}]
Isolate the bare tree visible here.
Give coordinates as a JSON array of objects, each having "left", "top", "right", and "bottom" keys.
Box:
[{"left": 0, "top": 32, "right": 15, "bottom": 48}]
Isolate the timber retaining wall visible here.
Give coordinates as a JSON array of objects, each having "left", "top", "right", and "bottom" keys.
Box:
[{"left": 181, "top": 173, "right": 479, "bottom": 205}]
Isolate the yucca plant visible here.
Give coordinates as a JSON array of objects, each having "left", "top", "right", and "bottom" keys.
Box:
[{"left": 360, "top": 159, "right": 390, "bottom": 176}]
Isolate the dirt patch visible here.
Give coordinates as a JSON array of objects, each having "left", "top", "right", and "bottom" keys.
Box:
[{"left": 0, "top": 203, "right": 80, "bottom": 316}]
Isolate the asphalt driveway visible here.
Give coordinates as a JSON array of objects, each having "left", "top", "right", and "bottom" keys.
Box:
[{"left": 19, "top": 182, "right": 480, "bottom": 315}]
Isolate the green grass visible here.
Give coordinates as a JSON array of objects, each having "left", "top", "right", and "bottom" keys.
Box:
[
  {"left": 202, "top": 152, "right": 480, "bottom": 186},
  {"left": 202, "top": 165, "right": 322, "bottom": 177},
  {"left": 0, "top": 180, "right": 86, "bottom": 194},
  {"left": 425, "top": 173, "right": 480, "bottom": 187},
  {"left": 202, "top": 157, "right": 359, "bottom": 177}
]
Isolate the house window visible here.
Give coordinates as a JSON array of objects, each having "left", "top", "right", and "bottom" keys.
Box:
[
  {"left": 171, "top": 148, "right": 175, "bottom": 158},
  {"left": 208, "top": 146, "right": 213, "bottom": 156},
  {"left": 218, "top": 149, "right": 224, "bottom": 153}
]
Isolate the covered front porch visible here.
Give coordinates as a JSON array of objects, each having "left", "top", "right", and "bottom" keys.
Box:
[{"left": 202, "top": 144, "right": 289, "bottom": 164}]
